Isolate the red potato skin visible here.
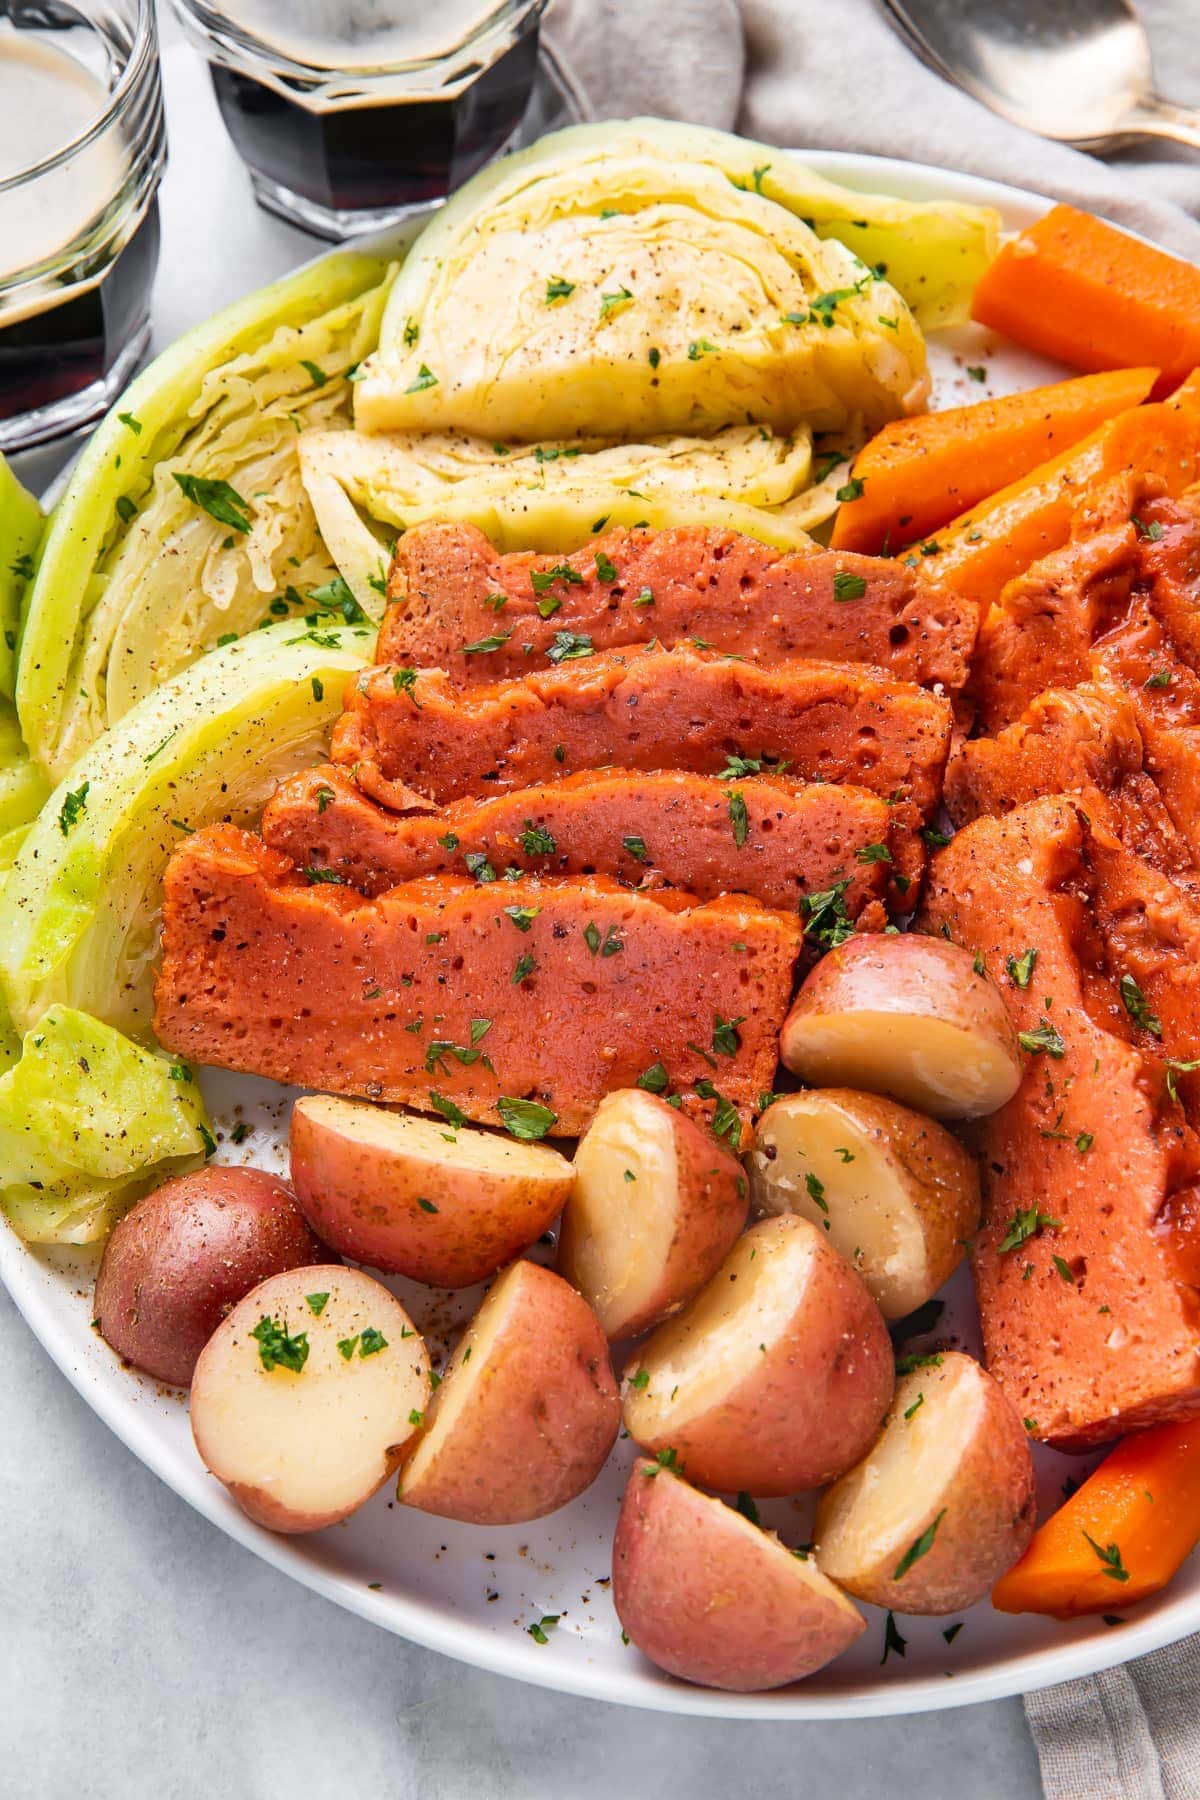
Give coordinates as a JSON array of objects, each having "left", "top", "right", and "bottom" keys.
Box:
[
  {"left": 93, "top": 1167, "right": 329, "bottom": 1387},
  {"left": 629, "top": 1217, "right": 895, "bottom": 1495},
  {"left": 288, "top": 1102, "right": 570, "bottom": 1287},
  {"left": 382, "top": 521, "right": 976, "bottom": 692},
  {"left": 399, "top": 1261, "right": 620, "bottom": 1524},
  {"left": 557, "top": 1092, "right": 750, "bottom": 1339},
  {"left": 613, "top": 1460, "right": 865, "bottom": 1692}
]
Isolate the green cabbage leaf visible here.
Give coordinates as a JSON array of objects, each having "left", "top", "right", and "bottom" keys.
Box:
[
  {"left": 17, "top": 250, "right": 395, "bottom": 779},
  {"left": 0, "top": 620, "right": 371, "bottom": 1042},
  {"left": 0, "top": 454, "right": 43, "bottom": 699},
  {"left": 0, "top": 1004, "right": 209, "bottom": 1245}
]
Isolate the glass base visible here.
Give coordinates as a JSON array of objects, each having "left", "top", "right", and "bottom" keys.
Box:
[
  {"left": 240, "top": 50, "right": 577, "bottom": 243},
  {"left": 0, "top": 314, "right": 152, "bottom": 455}
]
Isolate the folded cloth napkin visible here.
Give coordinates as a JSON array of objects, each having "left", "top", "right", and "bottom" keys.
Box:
[{"left": 543, "top": 2, "right": 1200, "bottom": 1795}]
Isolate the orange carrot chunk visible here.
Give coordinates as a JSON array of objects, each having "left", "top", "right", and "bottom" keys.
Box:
[
  {"left": 831, "top": 369, "right": 1158, "bottom": 556},
  {"left": 921, "top": 372, "right": 1200, "bottom": 612},
  {"left": 972, "top": 204, "right": 1200, "bottom": 399},
  {"left": 992, "top": 1419, "right": 1200, "bottom": 1618}
]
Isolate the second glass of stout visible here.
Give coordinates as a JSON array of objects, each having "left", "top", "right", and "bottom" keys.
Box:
[
  {"left": 171, "top": 0, "right": 559, "bottom": 241},
  {"left": 0, "top": 0, "right": 165, "bottom": 453}
]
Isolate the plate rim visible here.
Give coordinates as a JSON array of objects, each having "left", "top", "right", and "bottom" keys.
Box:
[{"left": 5, "top": 142, "right": 1195, "bottom": 1719}]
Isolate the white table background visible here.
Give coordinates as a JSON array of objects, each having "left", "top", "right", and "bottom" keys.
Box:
[{"left": 0, "top": 20, "right": 1047, "bottom": 1797}]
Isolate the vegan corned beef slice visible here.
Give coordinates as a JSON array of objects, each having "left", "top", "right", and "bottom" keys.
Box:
[
  {"left": 921, "top": 796, "right": 1200, "bottom": 1448},
  {"left": 154, "top": 824, "right": 800, "bottom": 1139},
  {"left": 381, "top": 521, "right": 977, "bottom": 691},
  {"left": 262, "top": 763, "right": 899, "bottom": 923}
]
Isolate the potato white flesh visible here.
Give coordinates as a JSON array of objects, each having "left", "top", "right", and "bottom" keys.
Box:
[
  {"left": 814, "top": 1351, "right": 1036, "bottom": 1614},
  {"left": 748, "top": 1089, "right": 980, "bottom": 1319},
  {"left": 191, "top": 1265, "right": 429, "bottom": 1534},
  {"left": 290, "top": 1096, "right": 574, "bottom": 1287},
  {"left": 613, "top": 1459, "right": 865, "bottom": 1691},
  {"left": 399, "top": 1259, "right": 619, "bottom": 1524},
  {"left": 558, "top": 1088, "right": 748, "bottom": 1339},
  {"left": 622, "top": 1214, "right": 893, "bottom": 1495},
  {"left": 780, "top": 934, "right": 1022, "bottom": 1119}
]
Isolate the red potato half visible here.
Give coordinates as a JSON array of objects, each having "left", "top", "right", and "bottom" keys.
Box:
[
  {"left": 622, "top": 1214, "right": 893, "bottom": 1495},
  {"left": 748, "top": 1090, "right": 980, "bottom": 1320},
  {"left": 94, "top": 1166, "right": 329, "bottom": 1387},
  {"left": 399, "top": 1259, "right": 619, "bottom": 1524},
  {"left": 780, "top": 934, "right": 1022, "bottom": 1119},
  {"left": 557, "top": 1088, "right": 749, "bottom": 1339},
  {"left": 814, "top": 1351, "right": 1037, "bottom": 1613},
  {"left": 191, "top": 1265, "right": 429, "bottom": 1534},
  {"left": 290, "top": 1095, "right": 573, "bottom": 1287},
  {"left": 613, "top": 1459, "right": 865, "bottom": 1692}
]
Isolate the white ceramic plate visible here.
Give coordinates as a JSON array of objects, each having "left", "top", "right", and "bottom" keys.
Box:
[{"left": 4, "top": 150, "right": 1195, "bottom": 1718}]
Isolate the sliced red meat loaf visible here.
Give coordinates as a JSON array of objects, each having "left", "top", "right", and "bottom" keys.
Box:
[
  {"left": 379, "top": 522, "right": 976, "bottom": 692},
  {"left": 920, "top": 796, "right": 1200, "bottom": 1449},
  {"left": 331, "top": 644, "right": 951, "bottom": 887},
  {"left": 260, "top": 764, "right": 898, "bottom": 923},
  {"left": 154, "top": 825, "right": 800, "bottom": 1140},
  {"left": 946, "top": 681, "right": 1199, "bottom": 895}
]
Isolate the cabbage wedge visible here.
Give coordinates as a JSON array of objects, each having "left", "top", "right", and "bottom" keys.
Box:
[
  {"left": 0, "top": 455, "right": 43, "bottom": 699},
  {"left": 0, "top": 704, "right": 49, "bottom": 836},
  {"left": 0, "top": 620, "right": 370, "bottom": 1042},
  {"left": 17, "top": 250, "right": 395, "bottom": 779},
  {"left": 0, "top": 1004, "right": 209, "bottom": 1245},
  {"left": 298, "top": 423, "right": 853, "bottom": 604},
  {"left": 357, "top": 121, "right": 929, "bottom": 443}
]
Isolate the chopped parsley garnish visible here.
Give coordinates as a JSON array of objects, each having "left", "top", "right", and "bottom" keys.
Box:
[
  {"left": 893, "top": 1508, "right": 946, "bottom": 1579},
  {"left": 429, "top": 1091, "right": 467, "bottom": 1128},
  {"left": 520, "top": 821, "right": 557, "bottom": 856},
  {"left": 503, "top": 903, "right": 540, "bottom": 932},
  {"left": 250, "top": 1315, "right": 309, "bottom": 1374},
  {"left": 629, "top": 1368, "right": 650, "bottom": 1392},
  {"left": 712, "top": 1013, "right": 745, "bottom": 1057},
  {"left": 728, "top": 789, "right": 749, "bottom": 847},
  {"left": 895, "top": 1350, "right": 944, "bottom": 1375},
  {"left": 403, "top": 318, "right": 419, "bottom": 347},
  {"left": 531, "top": 562, "right": 584, "bottom": 595},
  {"left": 998, "top": 1206, "right": 1062, "bottom": 1253},
  {"left": 465, "top": 851, "right": 497, "bottom": 883},
  {"left": 438, "top": 831, "right": 460, "bottom": 850},
  {"left": 337, "top": 1336, "right": 359, "bottom": 1361},
  {"left": 694, "top": 1077, "right": 742, "bottom": 1148},
  {"left": 599, "top": 287, "right": 633, "bottom": 319},
  {"left": 643, "top": 1446, "right": 682, "bottom": 1478},
  {"left": 172, "top": 472, "right": 252, "bottom": 533},
  {"left": 1053, "top": 1254, "right": 1076, "bottom": 1284},
  {"left": 633, "top": 585, "right": 655, "bottom": 608},
  {"left": 1082, "top": 1531, "right": 1130, "bottom": 1582},
  {"left": 800, "top": 878, "right": 855, "bottom": 949},
  {"left": 1167, "top": 1058, "right": 1200, "bottom": 1104},
  {"left": 622, "top": 835, "right": 649, "bottom": 863},
  {"left": 1119, "top": 973, "right": 1162, "bottom": 1037},
  {"left": 496, "top": 1096, "right": 557, "bottom": 1140},
  {"left": 735, "top": 1491, "right": 761, "bottom": 1525},
  {"left": 311, "top": 676, "right": 324, "bottom": 702},
  {"left": 687, "top": 339, "right": 719, "bottom": 360},
  {"left": 1018, "top": 1021, "right": 1065, "bottom": 1058},
  {"left": 117, "top": 410, "right": 142, "bottom": 433},
  {"left": 943, "top": 1621, "right": 964, "bottom": 1644},
  {"left": 304, "top": 866, "right": 345, "bottom": 884},
  {"left": 636, "top": 1062, "right": 670, "bottom": 1094},
  {"left": 1006, "top": 947, "right": 1038, "bottom": 989},
  {"left": 595, "top": 550, "right": 618, "bottom": 582},
  {"left": 309, "top": 574, "right": 371, "bottom": 624},
  {"left": 856, "top": 841, "right": 893, "bottom": 864},
  {"left": 545, "top": 630, "right": 594, "bottom": 664},
  {"left": 881, "top": 1611, "right": 907, "bottom": 1664},
  {"left": 58, "top": 782, "right": 89, "bottom": 836},
  {"left": 805, "top": 1171, "right": 828, "bottom": 1213},
  {"left": 921, "top": 826, "right": 953, "bottom": 849},
  {"left": 305, "top": 1293, "right": 330, "bottom": 1316},
  {"left": 359, "top": 1327, "right": 388, "bottom": 1357},
  {"left": 1132, "top": 515, "right": 1165, "bottom": 542},
  {"left": 836, "top": 476, "right": 865, "bottom": 504},
  {"left": 583, "top": 920, "right": 622, "bottom": 957},
  {"left": 545, "top": 276, "right": 575, "bottom": 302},
  {"left": 462, "top": 629, "right": 513, "bottom": 655},
  {"left": 832, "top": 570, "right": 868, "bottom": 602},
  {"left": 300, "top": 360, "right": 327, "bottom": 386},
  {"left": 528, "top": 1616, "right": 560, "bottom": 1644},
  {"left": 513, "top": 951, "right": 537, "bottom": 984},
  {"left": 405, "top": 363, "right": 438, "bottom": 393},
  {"left": 1145, "top": 669, "right": 1172, "bottom": 689},
  {"left": 115, "top": 494, "right": 137, "bottom": 525},
  {"left": 392, "top": 665, "right": 421, "bottom": 703}
]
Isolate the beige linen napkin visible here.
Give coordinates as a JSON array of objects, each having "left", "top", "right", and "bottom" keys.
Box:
[{"left": 542, "top": 2, "right": 1200, "bottom": 1793}]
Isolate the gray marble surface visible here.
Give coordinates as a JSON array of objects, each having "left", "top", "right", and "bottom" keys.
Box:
[{"left": 0, "top": 21, "right": 1046, "bottom": 1800}]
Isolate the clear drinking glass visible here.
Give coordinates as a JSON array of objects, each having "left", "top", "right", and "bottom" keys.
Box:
[
  {"left": 0, "top": 0, "right": 165, "bottom": 453},
  {"left": 170, "top": 0, "right": 563, "bottom": 241}
]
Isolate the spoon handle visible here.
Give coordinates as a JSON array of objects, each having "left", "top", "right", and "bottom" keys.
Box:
[{"left": 1123, "top": 95, "right": 1200, "bottom": 153}]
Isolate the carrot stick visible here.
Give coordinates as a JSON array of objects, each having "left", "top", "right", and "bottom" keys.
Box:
[
  {"left": 920, "top": 370, "right": 1200, "bottom": 612},
  {"left": 830, "top": 368, "right": 1158, "bottom": 554},
  {"left": 992, "top": 1418, "right": 1200, "bottom": 1619},
  {"left": 972, "top": 204, "right": 1200, "bottom": 400}
]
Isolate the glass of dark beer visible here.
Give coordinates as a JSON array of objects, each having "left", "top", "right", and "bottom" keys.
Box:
[
  {"left": 0, "top": 0, "right": 165, "bottom": 452},
  {"left": 171, "top": 0, "right": 565, "bottom": 241}
]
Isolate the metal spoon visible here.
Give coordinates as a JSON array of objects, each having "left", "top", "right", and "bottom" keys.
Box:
[{"left": 882, "top": 0, "right": 1200, "bottom": 152}]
